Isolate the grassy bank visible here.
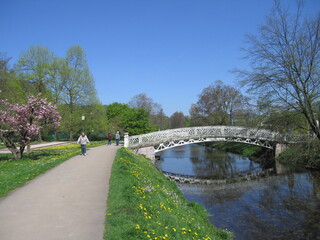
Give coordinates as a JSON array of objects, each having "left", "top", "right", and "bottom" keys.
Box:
[
  {"left": 277, "top": 140, "right": 320, "bottom": 170},
  {"left": 208, "top": 142, "right": 266, "bottom": 157},
  {"left": 210, "top": 140, "right": 320, "bottom": 170},
  {"left": 0, "top": 141, "right": 106, "bottom": 197},
  {"left": 105, "top": 148, "right": 232, "bottom": 240}
]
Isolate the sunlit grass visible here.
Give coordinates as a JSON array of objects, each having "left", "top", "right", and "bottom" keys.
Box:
[
  {"left": 105, "top": 148, "right": 232, "bottom": 240},
  {"left": 0, "top": 141, "right": 107, "bottom": 197}
]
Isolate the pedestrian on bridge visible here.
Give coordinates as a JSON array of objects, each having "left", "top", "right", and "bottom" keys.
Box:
[{"left": 77, "top": 133, "right": 90, "bottom": 156}]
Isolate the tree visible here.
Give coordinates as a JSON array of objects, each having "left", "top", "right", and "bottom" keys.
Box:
[
  {"left": 170, "top": 112, "right": 186, "bottom": 129},
  {"left": 190, "top": 81, "right": 248, "bottom": 126},
  {"left": 59, "top": 46, "right": 98, "bottom": 139},
  {"left": 150, "top": 105, "right": 170, "bottom": 130},
  {"left": 237, "top": 0, "right": 320, "bottom": 138},
  {"left": 15, "top": 45, "right": 55, "bottom": 97},
  {"left": 47, "top": 57, "right": 66, "bottom": 104},
  {"left": 129, "top": 93, "right": 154, "bottom": 111},
  {"left": 122, "top": 108, "right": 154, "bottom": 135},
  {"left": 264, "top": 110, "right": 308, "bottom": 133},
  {"left": 106, "top": 102, "right": 155, "bottom": 135},
  {"left": 84, "top": 103, "right": 108, "bottom": 135},
  {"left": 0, "top": 94, "right": 61, "bottom": 159},
  {"left": 0, "top": 54, "right": 24, "bottom": 103},
  {"left": 129, "top": 93, "right": 168, "bottom": 129},
  {"left": 106, "top": 102, "right": 131, "bottom": 133}
]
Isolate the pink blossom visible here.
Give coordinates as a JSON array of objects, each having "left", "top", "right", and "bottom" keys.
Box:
[{"left": 0, "top": 94, "right": 62, "bottom": 158}]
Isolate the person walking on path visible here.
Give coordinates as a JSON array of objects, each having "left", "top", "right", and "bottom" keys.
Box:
[
  {"left": 77, "top": 132, "right": 90, "bottom": 155},
  {"left": 115, "top": 131, "right": 120, "bottom": 146},
  {"left": 107, "top": 133, "right": 112, "bottom": 145}
]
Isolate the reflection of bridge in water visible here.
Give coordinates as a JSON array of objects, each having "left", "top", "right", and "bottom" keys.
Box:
[
  {"left": 124, "top": 126, "right": 308, "bottom": 160},
  {"left": 160, "top": 168, "right": 275, "bottom": 185}
]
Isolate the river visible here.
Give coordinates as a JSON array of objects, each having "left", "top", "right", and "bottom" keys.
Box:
[{"left": 155, "top": 144, "right": 320, "bottom": 240}]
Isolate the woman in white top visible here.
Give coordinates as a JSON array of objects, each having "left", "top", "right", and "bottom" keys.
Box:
[{"left": 77, "top": 133, "right": 90, "bottom": 156}]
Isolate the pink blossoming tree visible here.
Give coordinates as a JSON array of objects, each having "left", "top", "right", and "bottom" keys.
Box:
[{"left": 0, "top": 94, "right": 61, "bottom": 159}]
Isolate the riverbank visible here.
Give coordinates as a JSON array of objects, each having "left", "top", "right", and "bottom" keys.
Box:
[
  {"left": 208, "top": 140, "right": 320, "bottom": 170},
  {"left": 105, "top": 148, "right": 232, "bottom": 240},
  {"left": 207, "top": 142, "right": 263, "bottom": 157},
  {"left": 277, "top": 139, "right": 320, "bottom": 170}
]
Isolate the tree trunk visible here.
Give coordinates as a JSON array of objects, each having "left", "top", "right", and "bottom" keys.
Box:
[
  {"left": 69, "top": 130, "right": 73, "bottom": 141},
  {"left": 0, "top": 131, "right": 24, "bottom": 160},
  {"left": 11, "top": 148, "right": 22, "bottom": 160},
  {"left": 26, "top": 143, "right": 31, "bottom": 153},
  {"left": 38, "top": 130, "right": 42, "bottom": 142}
]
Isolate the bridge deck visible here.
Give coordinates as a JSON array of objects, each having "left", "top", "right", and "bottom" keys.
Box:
[{"left": 125, "top": 126, "right": 307, "bottom": 151}]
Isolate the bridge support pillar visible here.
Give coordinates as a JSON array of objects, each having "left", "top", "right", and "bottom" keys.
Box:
[
  {"left": 124, "top": 133, "right": 129, "bottom": 147},
  {"left": 136, "top": 147, "right": 156, "bottom": 161},
  {"left": 275, "top": 143, "right": 289, "bottom": 158}
]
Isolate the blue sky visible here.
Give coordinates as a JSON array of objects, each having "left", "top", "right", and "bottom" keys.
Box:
[{"left": 1, "top": 0, "right": 319, "bottom": 116}]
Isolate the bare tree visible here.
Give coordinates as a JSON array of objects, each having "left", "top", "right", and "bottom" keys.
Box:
[
  {"left": 237, "top": 0, "right": 320, "bottom": 138},
  {"left": 170, "top": 111, "right": 186, "bottom": 128},
  {"left": 129, "top": 93, "right": 169, "bottom": 129},
  {"left": 190, "top": 81, "right": 248, "bottom": 126},
  {"left": 129, "top": 93, "right": 153, "bottom": 111}
]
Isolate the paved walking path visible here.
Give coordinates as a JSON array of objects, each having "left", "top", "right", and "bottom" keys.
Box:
[{"left": 0, "top": 144, "right": 119, "bottom": 240}]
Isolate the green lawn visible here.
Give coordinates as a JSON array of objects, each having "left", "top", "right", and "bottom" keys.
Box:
[{"left": 105, "top": 148, "right": 232, "bottom": 240}]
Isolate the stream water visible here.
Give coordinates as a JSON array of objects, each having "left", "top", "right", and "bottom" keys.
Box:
[{"left": 156, "top": 144, "right": 320, "bottom": 240}]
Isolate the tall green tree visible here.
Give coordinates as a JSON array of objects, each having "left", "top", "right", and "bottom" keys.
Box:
[
  {"left": 47, "top": 57, "right": 66, "bottom": 104},
  {"left": 84, "top": 103, "right": 108, "bottom": 134},
  {"left": 106, "top": 102, "right": 131, "bottom": 133},
  {"left": 62, "top": 45, "right": 97, "bottom": 106},
  {"left": 122, "top": 108, "right": 154, "bottom": 135},
  {"left": 106, "top": 102, "right": 154, "bottom": 135},
  {"left": 237, "top": 0, "right": 320, "bottom": 139},
  {"left": 15, "top": 45, "right": 55, "bottom": 97},
  {"left": 59, "top": 45, "right": 98, "bottom": 139},
  {"left": 0, "top": 54, "right": 24, "bottom": 102}
]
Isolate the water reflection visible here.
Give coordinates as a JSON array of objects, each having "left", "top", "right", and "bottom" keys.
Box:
[
  {"left": 156, "top": 144, "right": 263, "bottom": 179},
  {"left": 156, "top": 144, "right": 320, "bottom": 240}
]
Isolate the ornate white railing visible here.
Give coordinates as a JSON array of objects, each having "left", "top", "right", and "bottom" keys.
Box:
[{"left": 124, "top": 126, "right": 308, "bottom": 152}]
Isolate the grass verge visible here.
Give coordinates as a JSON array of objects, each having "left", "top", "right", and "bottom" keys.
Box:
[
  {"left": 105, "top": 148, "right": 232, "bottom": 240},
  {"left": 0, "top": 141, "right": 107, "bottom": 197}
]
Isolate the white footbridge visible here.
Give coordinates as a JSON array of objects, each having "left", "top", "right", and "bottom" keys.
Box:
[{"left": 124, "top": 126, "right": 307, "bottom": 159}]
